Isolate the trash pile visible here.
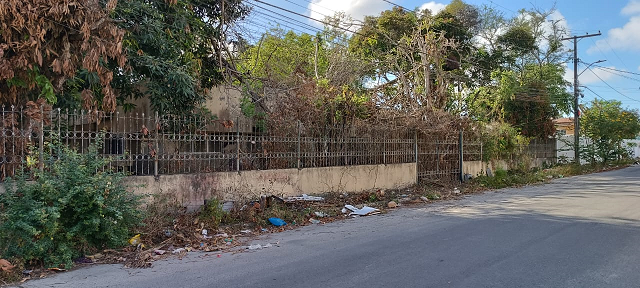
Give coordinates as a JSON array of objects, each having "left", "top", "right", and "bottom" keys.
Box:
[{"left": 20, "top": 185, "right": 461, "bottom": 279}]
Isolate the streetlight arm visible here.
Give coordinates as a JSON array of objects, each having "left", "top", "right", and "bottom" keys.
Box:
[{"left": 578, "top": 60, "right": 606, "bottom": 77}]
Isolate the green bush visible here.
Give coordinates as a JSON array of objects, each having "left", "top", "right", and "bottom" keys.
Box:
[
  {"left": 0, "top": 140, "right": 143, "bottom": 268},
  {"left": 199, "top": 198, "right": 230, "bottom": 230},
  {"left": 474, "top": 168, "right": 546, "bottom": 189},
  {"left": 480, "top": 122, "right": 530, "bottom": 162}
]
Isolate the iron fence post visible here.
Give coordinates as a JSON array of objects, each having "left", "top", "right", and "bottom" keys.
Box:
[
  {"left": 436, "top": 142, "right": 440, "bottom": 175},
  {"left": 414, "top": 129, "right": 418, "bottom": 184},
  {"left": 459, "top": 130, "right": 463, "bottom": 182},
  {"left": 236, "top": 117, "right": 240, "bottom": 173},
  {"left": 383, "top": 137, "right": 386, "bottom": 165},
  {"left": 154, "top": 112, "right": 159, "bottom": 178},
  {"left": 39, "top": 106, "right": 44, "bottom": 171},
  {"left": 297, "top": 120, "right": 301, "bottom": 170}
]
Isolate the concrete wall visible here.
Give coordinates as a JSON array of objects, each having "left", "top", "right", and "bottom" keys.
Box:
[
  {"left": 556, "top": 136, "right": 640, "bottom": 164},
  {"left": 205, "top": 86, "right": 244, "bottom": 121},
  {"left": 463, "top": 161, "right": 507, "bottom": 177},
  {"left": 464, "top": 158, "right": 555, "bottom": 177},
  {"left": 124, "top": 163, "right": 417, "bottom": 209}
]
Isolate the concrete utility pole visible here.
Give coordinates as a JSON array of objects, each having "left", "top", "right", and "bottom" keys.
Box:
[{"left": 561, "top": 32, "right": 601, "bottom": 164}]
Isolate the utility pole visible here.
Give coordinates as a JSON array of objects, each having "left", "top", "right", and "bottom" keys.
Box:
[{"left": 561, "top": 32, "right": 601, "bottom": 165}]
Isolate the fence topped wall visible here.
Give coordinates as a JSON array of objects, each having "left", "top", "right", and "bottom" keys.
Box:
[
  {"left": 1, "top": 107, "right": 416, "bottom": 181},
  {"left": 1, "top": 106, "right": 558, "bottom": 184}
]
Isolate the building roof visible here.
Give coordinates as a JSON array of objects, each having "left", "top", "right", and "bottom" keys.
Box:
[{"left": 553, "top": 117, "right": 574, "bottom": 126}]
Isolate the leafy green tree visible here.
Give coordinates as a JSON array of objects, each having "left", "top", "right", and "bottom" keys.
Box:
[
  {"left": 581, "top": 99, "right": 640, "bottom": 164},
  {"left": 107, "top": 0, "right": 249, "bottom": 115},
  {"left": 236, "top": 17, "right": 373, "bottom": 128},
  {"left": 47, "top": 0, "right": 249, "bottom": 114},
  {"left": 466, "top": 7, "right": 571, "bottom": 137},
  {"left": 349, "top": 4, "right": 478, "bottom": 113},
  {"left": 238, "top": 29, "right": 329, "bottom": 87}
]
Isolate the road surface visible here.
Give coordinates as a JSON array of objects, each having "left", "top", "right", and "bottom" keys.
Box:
[{"left": 17, "top": 166, "right": 640, "bottom": 288}]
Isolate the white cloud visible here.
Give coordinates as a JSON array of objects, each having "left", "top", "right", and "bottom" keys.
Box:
[
  {"left": 622, "top": 0, "right": 640, "bottom": 15},
  {"left": 588, "top": 16, "right": 640, "bottom": 53},
  {"left": 307, "top": 0, "right": 447, "bottom": 23},
  {"left": 419, "top": 1, "right": 446, "bottom": 15},
  {"left": 307, "top": 0, "right": 390, "bottom": 22},
  {"left": 588, "top": 1, "right": 640, "bottom": 53},
  {"left": 548, "top": 11, "right": 569, "bottom": 34}
]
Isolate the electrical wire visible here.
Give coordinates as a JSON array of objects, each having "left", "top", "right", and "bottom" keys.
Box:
[
  {"left": 298, "top": 0, "right": 340, "bottom": 16},
  {"left": 283, "top": 0, "right": 330, "bottom": 19},
  {"left": 604, "top": 38, "right": 632, "bottom": 73},
  {"left": 592, "top": 65, "right": 640, "bottom": 77},
  {"left": 586, "top": 67, "right": 640, "bottom": 103},
  {"left": 581, "top": 85, "right": 608, "bottom": 101},
  {"left": 249, "top": 0, "right": 363, "bottom": 36},
  {"left": 594, "top": 67, "right": 640, "bottom": 84},
  {"left": 250, "top": 2, "right": 324, "bottom": 34}
]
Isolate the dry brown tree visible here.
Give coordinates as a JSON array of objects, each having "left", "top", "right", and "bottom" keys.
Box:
[{"left": 0, "top": 0, "right": 126, "bottom": 111}]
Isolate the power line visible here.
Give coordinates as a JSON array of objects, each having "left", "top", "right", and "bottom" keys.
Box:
[
  {"left": 383, "top": 0, "right": 568, "bottom": 58},
  {"left": 586, "top": 84, "right": 640, "bottom": 91},
  {"left": 243, "top": 0, "right": 577, "bottom": 109},
  {"left": 594, "top": 67, "right": 640, "bottom": 83},
  {"left": 246, "top": 13, "right": 352, "bottom": 51},
  {"left": 604, "top": 38, "right": 632, "bottom": 73},
  {"left": 283, "top": 0, "right": 330, "bottom": 19},
  {"left": 243, "top": 3, "right": 354, "bottom": 49},
  {"left": 581, "top": 85, "right": 607, "bottom": 101},
  {"left": 249, "top": 0, "right": 568, "bottom": 79},
  {"left": 592, "top": 65, "right": 640, "bottom": 77},
  {"left": 488, "top": 0, "right": 517, "bottom": 15},
  {"left": 250, "top": 2, "right": 324, "bottom": 33},
  {"left": 249, "top": 0, "right": 363, "bottom": 36},
  {"left": 587, "top": 67, "right": 640, "bottom": 103},
  {"left": 245, "top": 18, "right": 315, "bottom": 41},
  {"left": 251, "top": 12, "right": 315, "bottom": 32},
  {"left": 298, "top": 0, "right": 339, "bottom": 15},
  {"left": 382, "top": 0, "right": 411, "bottom": 11}
]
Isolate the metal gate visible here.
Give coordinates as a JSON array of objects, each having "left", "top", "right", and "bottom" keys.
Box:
[{"left": 416, "top": 131, "right": 461, "bottom": 181}]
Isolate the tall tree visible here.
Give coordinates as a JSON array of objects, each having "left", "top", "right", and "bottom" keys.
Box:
[
  {"left": 581, "top": 99, "right": 640, "bottom": 164},
  {"left": 108, "top": 0, "right": 249, "bottom": 115},
  {"left": 236, "top": 23, "right": 371, "bottom": 128},
  {"left": 0, "top": 0, "right": 126, "bottom": 111},
  {"left": 465, "top": 7, "right": 571, "bottom": 138},
  {"left": 349, "top": 5, "right": 475, "bottom": 115}
]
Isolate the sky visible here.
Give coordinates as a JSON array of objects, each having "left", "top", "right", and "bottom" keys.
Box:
[{"left": 244, "top": 0, "right": 640, "bottom": 112}]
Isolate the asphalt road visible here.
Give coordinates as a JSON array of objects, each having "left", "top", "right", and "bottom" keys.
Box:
[{"left": 17, "top": 166, "right": 640, "bottom": 288}]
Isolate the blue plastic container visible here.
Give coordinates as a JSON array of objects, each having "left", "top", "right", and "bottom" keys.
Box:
[{"left": 268, "top": 217, "right": 287, "bottom": 227}]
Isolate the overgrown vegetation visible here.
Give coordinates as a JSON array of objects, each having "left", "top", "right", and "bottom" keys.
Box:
[
  {"left": 580, "top": 99, "right": 640, "bottom": 165},
  {"left": 472, "top": 161, "right": 634, "bottom": 190},
  {"left": 479, "top": 122, "right": 531, "bottom": 163},
  {"left": 473, "top": 167, "right": 547, "bottom": 189},
  {"left": 0, "top": 141, "right": 142, "bottom": 269}
]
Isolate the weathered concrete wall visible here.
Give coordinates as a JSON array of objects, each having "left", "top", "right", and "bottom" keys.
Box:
[
  {"left": 464, "top": 158, "right": 555, "bottom": 177},
  {"left": 463, "top": 161, "right": 507, "bottom": 177},
  {"left": 124, "top": 163, "right": 417, "bottom": 209}
]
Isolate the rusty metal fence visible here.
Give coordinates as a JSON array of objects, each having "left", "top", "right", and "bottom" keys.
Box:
[
  {"left": 1, "top": 107, "right": 418, "bottom": 181},
  {"left": 417, "top": 132, "right": 462, "bottom": 180},
  {"left": 462, "top": 133, "right": 557, "bottom": 163},
  {"left": 1, "top": 106, "right": 558, "bottom": 183}
]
